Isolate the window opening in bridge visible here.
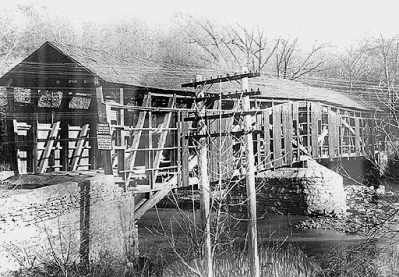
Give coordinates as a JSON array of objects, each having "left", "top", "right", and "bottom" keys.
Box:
[
  {"left": 321, "top": 107, "right": 329, "bottom": 157},
  {"left": 38, "top": 90, "right": 62, "bottom": 108},
  {"left": 14, "top": 87, "right": 31, "bottom": 103},
  {"left": 69, "top": 95, "right": 91, "bottom": 109},
  {"left": 298, "top": 104, "right": 309, "bottom": 150}
]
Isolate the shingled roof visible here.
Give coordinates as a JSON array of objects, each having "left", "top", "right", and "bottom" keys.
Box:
[{"left": 0, "top": 41, "right": 369, "bottom": 110}]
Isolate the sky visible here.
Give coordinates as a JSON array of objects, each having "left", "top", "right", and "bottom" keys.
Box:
[{"left": 5, "top": 0, "right": 399, "bottom": 48}]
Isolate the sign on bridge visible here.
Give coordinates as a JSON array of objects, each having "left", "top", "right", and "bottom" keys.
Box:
[{"left": 97, "top": 123, "right": 112, "bottom": 150}]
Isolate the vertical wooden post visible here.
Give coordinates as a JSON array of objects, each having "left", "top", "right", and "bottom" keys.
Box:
[
  {"left": 196, "top": 75, "right": 213, "bottom": 277},
  {"left": 117, "top": 88, "right": 125, "bottom": 178},
  {"left": 31, "top": 89, "right": 39, "bottom": 174},
  {"left": 177, "top": 111, "right": 182, "bottom": 187},
  {"left": 58, "top": 92, "right": 70, "bottom": 171},
  {"left": 370, "top": 118, "right": 376, "bottom": 160},
  {"left": 124, "top": 95, "right": 149, "bottom": 187},
  {"left": 148, "top": 92, "right": 153, "bottom": 188},
  {"left": 153, "top": 96, "right": 176, "bottom": 179},
  {"left": 181, "top": 111, "right": 189, "bottom": 187},
  {"left": 292, "top": 102, "right": 299, "bottom": 161},
  {"left": 79, "top": 180, "right": 91, "bottom": 266},
  {"left": 311, "top": 102, "right": 320, "bottom": 159},
  {"left": 328, "top": 108, "right": 336, "bottom": 159},
  {"left": 94, "top": 82, "right": 113, "bottom": 175},
  {"left": 38, "top": 121, "right": 61, "bottom": 173},
  {"left": 273, "top": 106, "right": 282, "bottom": 166},
  {"left": 339, "top": 109, "right": 344, "bottom": 158},
  {"left": 355, "top": 117, "right": 360, "bottom": 157},
  {"left": 5, "top": 84, "right": 19, "bottom": 174},
  {"left": 241, "top": 67, "right": 260, "bottom": 277},
  {"left": 283, "top": 104, "right": 293, "bottom": 165},
  {"left": 263, "top": 109, "right": 271, "bottom": 169},
  {"left": 364, "top": 118, "right": 370, "bottom": 157}
]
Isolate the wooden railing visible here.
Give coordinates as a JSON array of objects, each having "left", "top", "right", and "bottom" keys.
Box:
[
  {"left": 11, "top": 98, "right": 383, "bottom": 191},
  {"left": 184, "top": 101, "right": 383, "bottom": 184},
  {"left": 12, "top": 121, "right": 91, "bottom": 174}
]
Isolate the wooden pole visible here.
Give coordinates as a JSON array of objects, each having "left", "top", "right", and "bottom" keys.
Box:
[
  {"left": 117, "top": 88, "right": 125, "bottom": 179},
  {"left": 196, "top": 75, "right": 213, "bottom": 277},
  {"left": 5, "top": 83, "right": 19, "bottom": 174},
  {"left": 148, "top": 92, "right": 153, "bottom": 189},
  {"left": 79, "top": 180, "right": 91, "bottom": 266},
  {"left": 241, "top": 67, "right": 260, "bottom": 277},
  {"left": 94, "top": 81, "right": 113, "bottom": 175},
  {"left": 58, "top": 92, "right": 70, "bottom": 171},
  {"left": 31, "top": 89, "right": 39, "bottom": 174}
]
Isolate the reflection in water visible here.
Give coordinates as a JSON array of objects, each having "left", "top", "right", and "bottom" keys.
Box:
[{"left": 138, "top": 209, "right": 364, "bottom": 258}]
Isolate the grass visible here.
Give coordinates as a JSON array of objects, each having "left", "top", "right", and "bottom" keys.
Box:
[
  {"left": 163, "top": 243, "right": 320, "bottom": 277},
  {"left": 8, "top": 240, "right": 399, "bottom": 277}
]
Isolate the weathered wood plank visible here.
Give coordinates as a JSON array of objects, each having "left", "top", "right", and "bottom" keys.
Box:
[
  {"left": 70, "top": 124, "right": 89, "bottom": 171},
  {"left": 370, "top": 118, "right": 375, "bottom": 159},
  {"left": 177, "top": 111, "right": 182, "bottom": 187},
  {"left": 364, "top": 118, "right": 370, "bottom": 156},
  {"left": 283, "top": 104, "right": 293, "bottom": 165},
  {"left": 95, "top": 85, "right": 113, "bottom": 175},
  {"left": 38, "top": 121, "right": 61, "bottom": 173},
  {"left": 12, "top": 120, "right": 23, "bottom": 174},
  {"left": 335, "top": 112, "right": 340, "bottom": 157},
  {"left": 339, "top": 110, "right": 344, "bottom": 158},
  {"left": 153, "top": 95, "right": 176, "bottom": 180},
  {"left": 292, "top": 102, "right": 299, "bottom": 162},
  {"left": 57, "top": 94, "right": 70, "bottom": 172},
  {"left": 355, "top": 117, "right": 360, "bottom": 157},
  {"left": 31, "top": 89, "right": 39, "bottom": 174},
  {"left": 147, "top": 92, "right": 153, "bottom": 187},
  {"left": 256, "top": 113, "right": 262, "bottom": 168},
  {"left": 311, "top": 102, "right": 320, "bottom": 159},
  {"left": 263, "top": 109, "right": 271, "bottom": 169},
  {"left": 328, "top": 108, "right": 336, "bottom": 159},
  {"left": 273, "top": 106, "right": 282, "bottom": 167},
  {"left": 181, "top": 111, "right": 190, "bottom": 187},
  {"left": 125, "top": 94, "right": 149, "bottom": 186},
  {"left": 117, "top": 88, "right": 125, "bottom": 179}
]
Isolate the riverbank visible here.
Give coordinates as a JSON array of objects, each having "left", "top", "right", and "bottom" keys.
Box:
[{"left": 297, "top": 182, "right": 399, "bottom": 237}]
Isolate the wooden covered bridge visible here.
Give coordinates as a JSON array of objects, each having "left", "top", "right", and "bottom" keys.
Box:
[{"left": 0, "top": 41, "right": 383, "bottom": 217}]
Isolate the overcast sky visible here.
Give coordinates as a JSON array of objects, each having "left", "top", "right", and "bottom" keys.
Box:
[{"left": 6, "top": 0, "right": 399, "bottom": 48}]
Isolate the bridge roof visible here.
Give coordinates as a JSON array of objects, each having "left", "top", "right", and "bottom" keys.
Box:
[{"left": 0, "top": 41, "right": 369, "bottom": 111}]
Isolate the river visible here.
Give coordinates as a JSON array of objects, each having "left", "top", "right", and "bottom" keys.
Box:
[{"left": 137, "top": 208, "right": 365, "bottom": 259}]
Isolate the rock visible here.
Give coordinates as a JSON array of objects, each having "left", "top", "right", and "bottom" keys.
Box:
[{"left": 375, "top": 185, "right": 386, "bottom": 194}]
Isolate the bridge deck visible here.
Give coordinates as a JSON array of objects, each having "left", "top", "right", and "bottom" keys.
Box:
[
  {"left": 10, "top": 95, "right": 383, "bottom": 219},
  {"left": 12, "top": 98, "right": 382, "bottom": 189}
]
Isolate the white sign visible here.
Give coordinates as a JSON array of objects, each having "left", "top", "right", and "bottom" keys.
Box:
[{"left": 97, "top": 134, "right": 112, "bottom": 150}]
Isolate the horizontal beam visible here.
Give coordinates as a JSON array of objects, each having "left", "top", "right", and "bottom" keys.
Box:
[
  {"left": 106, "top": 102, "right": 195, "bottom": 112},
  {"left": 181, "top": 71, "right": 260, "bottom": 87},
  {"left": 150, "top": 92, "right": 195, "bottom": 98},
  {"left": 196, "top": 90, "right": 261, "bottom": 102},
  {"left": 187, "top": 129, "right": 262, "bottom": 139},
  {"left": 183, "top": 109, "right": 263, "bottom": 121}
]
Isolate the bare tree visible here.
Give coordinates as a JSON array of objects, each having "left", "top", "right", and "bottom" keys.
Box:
[
  {"left": 226, "top": 23, "right": 280, "bottom": 72},
  {"left": 339, "top": 42, "right": 373, "bottom": 91},
  {"left": 275, "top": 37, "right": 330, "bottom": 80},
  {"left": 175, "top": 15, "right": 281, "bottom": 72},
  {"left": 374, "top": 36, "right": 399, "bottom": 91}
]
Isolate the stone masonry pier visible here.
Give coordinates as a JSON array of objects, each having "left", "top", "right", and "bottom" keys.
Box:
[
  {"left": 0, "top": 172, "right": 137, "bottom": 273},
  {"left": 256, "top": 159, "right": 347, "bottom": 216}
]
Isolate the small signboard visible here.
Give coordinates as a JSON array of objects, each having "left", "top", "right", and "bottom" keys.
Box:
[{"left": 97, "top": 123, "right": 112, "bottom": 150}]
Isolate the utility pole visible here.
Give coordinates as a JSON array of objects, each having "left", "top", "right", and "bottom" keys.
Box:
[
  {"left": 241, "top": 67, "right": 260, "bottom": 277},
  {"left": 196, "top": 75, "right": 213, "bottom": 277},
  {"left": 181, "top": 70, "right": 261, "bottom": 277}
]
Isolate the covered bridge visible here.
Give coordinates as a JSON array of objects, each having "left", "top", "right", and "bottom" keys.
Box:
[{"left": 0, "top": 41, "right": 383, "bottom": 213}]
